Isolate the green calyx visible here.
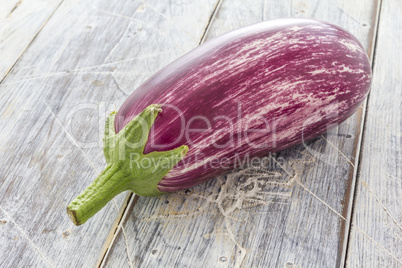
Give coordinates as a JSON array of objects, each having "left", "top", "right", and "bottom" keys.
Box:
[{"left": 67, "top": 104, "right": 188, "bottom": 226}]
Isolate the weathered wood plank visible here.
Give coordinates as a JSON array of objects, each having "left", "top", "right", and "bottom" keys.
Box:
[
  {"left": 346, "top": 0, "right": 402, "bottom": 266},
  {"left": 0, "top": 0, "right": 218, "bottom": 267},
  {"left": 0, "top": 0, "right": 63, "bottom": 81},
  {"left": 0, "top": 208, "right": 53, "bottom": 267},
  {"left": 0, "top": 0, "right": 21, "bottom": 19},
  {"left": 102, "top": 0, "right": 379, "bottom": 267}
]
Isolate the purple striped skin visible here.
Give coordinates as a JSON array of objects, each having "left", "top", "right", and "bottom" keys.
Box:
[{"left": 115, "top": 18, "right": 371, "bottom": 193}]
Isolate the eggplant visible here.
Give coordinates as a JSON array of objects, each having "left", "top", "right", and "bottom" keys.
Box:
[{"left": 67, "top": 18, "right": 371, "bottom": 225}]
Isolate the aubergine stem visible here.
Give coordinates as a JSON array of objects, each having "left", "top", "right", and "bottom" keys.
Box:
[
  {"left": 67, "top": 104, "right": 189, "bottom": 226},
  {"left": 67, "top": 162, "right": 128, "bottom": 225}
]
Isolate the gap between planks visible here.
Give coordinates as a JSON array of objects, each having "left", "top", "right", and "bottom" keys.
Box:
[
  {"left": 96, "top": 193, "right": 139, "bottom": 268},
  {"left": 8, "top": 0, "right": 23, "bottom": 16},
  {"left": 95, "top": 1, "right": 223, "bottom": 266},
  {"left": 198, "top": 0, "right": 222, "bottom": 45},
  {"left": 0, "top": 0, "right": 65, "bottom": 85},
  {"left": 0, "top": 2, "right": 65, "bottom": 267},
  {"left": 343, "top": 0, "right": 383, "bottom": 266}
]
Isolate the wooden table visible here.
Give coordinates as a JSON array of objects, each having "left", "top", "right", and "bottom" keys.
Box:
[{"left": 0, "top": 0, "right": 400, "bottom": 267}]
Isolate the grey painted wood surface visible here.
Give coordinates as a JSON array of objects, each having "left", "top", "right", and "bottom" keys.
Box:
[
  {"left": 102, "top": 1, "right": 380, "bottom": 268},
  {"left": 1, "top": 0, "right": 400, "bottom": 267},
  {"left": 0, "top": 0, "right": 63, "bottom": 81},
  {"left": 347, "top": 0, "right": 402, "bottom": 266},
  {"left": 0, "top": 0, "right": 21, "bottom": 18},
  {"left": 0, "top": 0, "right": 218, "bottom": 267}
]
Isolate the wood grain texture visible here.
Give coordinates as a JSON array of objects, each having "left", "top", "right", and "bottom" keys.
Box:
[
  {"left": 103, "top": 0, "right": 379, "bottom": 267},
  {"left": 0, "top": 0, "right": 218, "bottom": 267},
  {"left": 0, "top": 0, "right": 63, "bottom": 81},
  {"left": 347, "top": 0, "right": 402, "bottom": 266},
  {"left": 0, "top": 0, "right": 22, "bottom": 19}
]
